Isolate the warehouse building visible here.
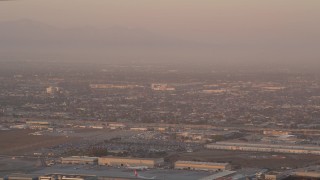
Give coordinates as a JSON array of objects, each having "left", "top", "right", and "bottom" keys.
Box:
[
  {"left": 4, "top": 174, "right": 39, "bottom": 180},
  {"left": 205, "top": 142, "right": 320, "bottom": 155},
  {"left": 174, "top": 161, "right": 231, "bottom": 171},
  {"left": 39, "top": 174, "right": 97, "bottom": 180},
  {"left": 292, "top": 171, "right": 320, "bottom": 179},
  {"left": 98, "top": 157, "right": 164, "bottom": 168},
  {"left": 264, "top": 171, "right": 285, "bottom": 180},
  {"left": 26, "top": 121, "right": 51, "bottom": 130},
  {"left": 61, "top": 156, "right": 98, "bottom": 165}
]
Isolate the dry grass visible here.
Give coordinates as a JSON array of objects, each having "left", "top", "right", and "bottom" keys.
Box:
[{"left": 0, "top": 130, "right": 79, "bottom": 155}]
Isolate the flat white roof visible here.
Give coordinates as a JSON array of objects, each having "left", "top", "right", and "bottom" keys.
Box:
[
  {"left": 99, "top": 156, "right": 163, "bottom": 161},
  {"left": 62, "top": 156, "right": 98, "bottom": 160},
  {"left": 175, "top": 161, "right": 229, "bottom": 166},
  {"left": 211, "top": 142, "right": 320, "bottom": 151}
]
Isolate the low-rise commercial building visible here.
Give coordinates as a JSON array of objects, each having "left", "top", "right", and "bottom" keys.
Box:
[
  {"left": 205, "top": 142, "right": 320, "bottom": 155},
  {"left": 130, "top": 127, "right": 148, "bottom": 131},
  {"left": 39, "top": 174, "right": 97, "bottom": 180},
  {"left": 26, "top": 121, "right": 50, "bottom": 130},
  {"left": 293, "top": 171, "right": 320, "bottom": 179},
  {"left": 174, "top": 161, "right": 231, "bottom": 171},
  {"left": 263, "top": 130, "right": 290, "bottom": 136},
  {"left": 98, "top": 157, "right": 164, "bottom": 168},
  {"left": 264, "top": 172, "right": 285, "bottom": 180},
  {"left": 61, "top": 156, "right": 98, "bottom": 165},
  {"left": 4, "top": 174, "right": 39, "bottom": 180},
  {"left": 108, "top": 123, "right": 126, "bottom": 129}
]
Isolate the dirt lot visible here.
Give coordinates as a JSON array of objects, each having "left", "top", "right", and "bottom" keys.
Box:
[
  {"left": 174, "top": 149, "right": 320, "bottom": 170},
  {"left": 0, "top": 130, "right": 79, "bottom": 155}
]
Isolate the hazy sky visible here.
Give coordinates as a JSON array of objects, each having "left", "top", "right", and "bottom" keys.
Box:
[
  {"left": 1, "top": 0, "right": 319, "bottom": 41},
  {"left": 0, "top": 0, "right": 320, "bottom": 66}
]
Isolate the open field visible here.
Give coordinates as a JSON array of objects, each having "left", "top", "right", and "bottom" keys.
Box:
[
  {"left": 0, "top": 130, "right": 79, "bottom": 155},
  {"left": 0, "top": 156, "right": 43, "bottom": 177}
]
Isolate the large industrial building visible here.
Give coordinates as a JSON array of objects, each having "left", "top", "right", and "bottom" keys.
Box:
[
  {"left": 26, "top": 121, "right": 51, "bottom": 130},
  {"left": 291, "top": 171, "right": 320, "bottom": 179},
  {"left": 3, "top": 174, "right": 39, "bottom": 180},
  {"left": 205, "top": 142, "right": 320, "bottom": 155},
  {"left": 174, "top": 161, "right": 231, "bottom": 171},
  {"left": 264, "top": 171, "right": 285, "bottom": 180},
  {"left": 98, "top": 157, "right": 164, "bottom": 168},
  {"left": 61, "top": 156, "right": 98, "bottom": 165},
  {"left": 39, "top": 174, "right": 97, "bottom": 180},
  {"left": 151, "top": 83, "right": 175, "bottom": 91}
]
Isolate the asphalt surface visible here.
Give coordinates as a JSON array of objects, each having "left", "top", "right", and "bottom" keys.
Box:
[{"left": 32, "top": 164, "right": 213, "bottom": 180}]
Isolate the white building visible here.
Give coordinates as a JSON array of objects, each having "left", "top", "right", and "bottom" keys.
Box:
[
  {"left": 61, "top": 156, "right": 98, "bottom": 165},
  {"left": 205, "top": 142, "right": 320, "bottom": 155},
  {"left": 174, "top": 161, "right": 231, "bottom": 171}
]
